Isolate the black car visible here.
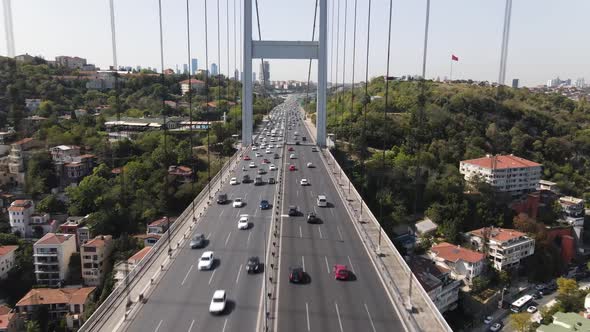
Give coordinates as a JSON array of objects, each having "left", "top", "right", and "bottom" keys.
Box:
[
  {"left": 254, "top": 176, "right": 263, "bottom": 186},
  {"left": 190, "top": 233, "right": 205, "bottom": 249},
  {"left": 242, "top": 174, "right": 251, "bottom": 183},
  {"left": 295, "top": 141, "right": 300, "bottom": 145},
  {"left": 274, "top": 153, "right": 280, "bottom": 159},
  {"left": 289, "top": 266, "right": 305, "bottom": 283},
  {"left": 216, "top": 193, "right": 228, "bottom": 204},
  {"left": 307, "top": 212, "right": 320, "bottom": 224},
  {"left": 288, "top": 205, "right": 299, "bottom": 216},
  {"left": 268, "top": 177, "right": 276, "bottom": 184},
  {"left": 246, "top": 256, "right": 261, "bottom": 273}
]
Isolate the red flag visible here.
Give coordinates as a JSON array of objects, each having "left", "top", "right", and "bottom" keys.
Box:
[{"left": 451, "top": 54, "right": 459, "bottom": 61}]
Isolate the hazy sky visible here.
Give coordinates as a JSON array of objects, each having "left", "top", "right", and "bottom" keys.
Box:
[{"left": 1, "top": 0, "right": 589, "bottom": 87}]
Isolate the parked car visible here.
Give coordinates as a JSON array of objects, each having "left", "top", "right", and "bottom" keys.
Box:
[
  {"left": 527, "top": 306, "right": 537, "bottom": 313},
  {"left": 483, "top": 316, "right": 493, "bottom": 324},
  {"left": 490, "top": 323, "right": 502, "bottom": 332}
]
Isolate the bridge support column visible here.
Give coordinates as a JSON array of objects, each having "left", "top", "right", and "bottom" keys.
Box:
[
  {"left": 242, "top": 0, "right": 253, "bottom": 145},
  {"left": 316, "top": 0, "right": 327, "bottom": 147}
]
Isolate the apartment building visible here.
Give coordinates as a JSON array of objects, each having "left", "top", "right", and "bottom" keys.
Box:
[
  {"left": 15, "top": 287, "right": 95, "bottom": 330},
  {"left": 8, "top": 200, "right": 33, "bottom": 237},
  {"left": 429, "top": 242, "right": 486, "bottom": 285},
  {"left": 409, "top": 256, "right": 461, "bottom": 313},
  {"left": 468, "top": 227, "right": 535, "bottom": 271},
  {"left": 0, "top": 246, "right": 18, "bottom": 279},
  {"left": 81, "top": 235, "right": 113, "bottom": 286},
  {"left": 59, "top": 216, "right": 91, "bottom": 250},
  {"left": 459, "top": 154, "right": 542, "bottom": 196},
  {"left": 33, "top": 233, "right": 77, "bottom": 286},
  {"left": 179, "top": 78, "right": 205, "bottom": 95},
  {"left": 50, "top": 145, "right": 81, "bottom": 162}
]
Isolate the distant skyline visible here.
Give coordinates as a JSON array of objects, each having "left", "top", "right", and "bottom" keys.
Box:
[{"left": 1, "top": 0, "right": 589, "bottom": 87}]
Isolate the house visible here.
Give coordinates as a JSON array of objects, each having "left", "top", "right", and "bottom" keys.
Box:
[
  {"left": 538, "top": 179, "right": 559, "bottom": 193},
  {"left": 50, "top": 145, "right": 81, "bottom": 163},
  {"left": 59, "top": 216, "right": 91, "bottom": 250},
  {"left": 180, "top": 79, "right": 205, "bottom": 95},
  {"left": 0, "top": 304, "right": 18, "bottom": 332},
  {"left": 81, "top": 235, "right": 113, "bottom": 286},
  {"left": 147, "top": 217, "right": 173, "bottom": 234},
  {"left": 0, "top": 128, "right": 15, "bottom": 145},
  {"left": 8, "top": 200, "right": 55, "bottom": 238},
  {"left": 168, "top": 166, "right": 193, "bottom": 183},
  {"left": 113, "top": 247, "right": 151, "bottom": 287},
  {"left": 459, "top": 154, "right": 542, "bottom": 196},
  {"left": 429, "top": 242, "right": 486, "bottom": 285},
  {"left": 15, "top": 287, "right": 95, "bottom": 330},
  {"left": 3, "top": 138, "right": 36, "bottom": 187},
  {"left": 468, "top": 227, "right": 535, "bottom": 271},
  {"left": 59, "top": 154, "right": 95, "bottom": 186},
  {"left": 415, "top": 217, "right": 438, "bottom": 237},
  {"left": 0, "top": 246, "right": 18, "bottom": 280},
  {"left": 134, "top": 233, "right": 162, "bottom": 247},
  {"left": 537, "top": 312, "right": 590, "bottom": 332},
  {"left": 55, "top": 56, "right": 87, "bottom": 69},
  {"left": 559, "top": 196, "right": 584, "bottom": 218},
  {"left": 33, "top": 233, "right": 77, "bottom": 286},
  {"left": 409, "top": 256, "right": 461, "bottom": 313}
]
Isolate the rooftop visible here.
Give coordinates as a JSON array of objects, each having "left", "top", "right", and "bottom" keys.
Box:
[
  {"left": 35, "top": 233, "right": 74, "bottom": 246},
  {"left": 559, "top": 196, "right": 584, "bottom": 206},
  {"left": 431, "top": 242, "right": 485, "bottom": 264},
  {"left": 16, "top": 287, "right": 95, "bottom": 306},
  {"left": 469, "top": 227, "right": 528, "bottom": 243},
  {"left": 0, "top": 245, "right": 18, "bottom": 257},
  {"left": 148, "top": 217, "right": 173, "bottom": 227},
  {"left": 537, "top": 312, "right": 590, "bottom": 332},
  {"left": 8, "top": 199, "right": 32, "bottom": 212},
  {"left": 128, "top": 247, "right": 151, "bottom": 264},
  {"left": 83, "top": 235, "right": 112, "bottom": 248},
  {"left": 180, "top": 78, "right": 205, "bottom": 85},
  {"left": 408, "top": 256, "right": 447, "bottom": 292},
  {"left": 461, "top": 154, "right": 541, "bottom": 170}
]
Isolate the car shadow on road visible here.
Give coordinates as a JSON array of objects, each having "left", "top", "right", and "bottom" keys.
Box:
[{"left": 220, "top": 300, "right": 236, "bottom": 316}]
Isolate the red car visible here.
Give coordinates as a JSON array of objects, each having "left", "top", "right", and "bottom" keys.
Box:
[
  {"left": 288, "top": 147, "right": 294, "bottom": 151},
  {"left": 243, "top": 155, "right": 251, "bottom": 161},
  {"left": 262, "top": 159, "right": 270, "bottom": 164},
  {"left": 333, "top": 265, "right": 349, "bottom": 281},
  {"left": 289, "top": 165, "right": 296, "bottom": 171}
]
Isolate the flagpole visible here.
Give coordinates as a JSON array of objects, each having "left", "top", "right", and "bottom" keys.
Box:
[{"left": 450, "top": 59, "right": 453, "bottom": 82}]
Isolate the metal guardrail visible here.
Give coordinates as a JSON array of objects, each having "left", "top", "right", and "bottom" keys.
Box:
[
  {"left": 319, "top": 148, "right": 452, "bottom": 332},
  {"left": 80, "top": 149, "right": 241, "bottom": 331}
]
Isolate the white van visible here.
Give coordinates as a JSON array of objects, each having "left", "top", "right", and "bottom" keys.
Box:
[{"left": 317, "top": 195, "right": 327, "bottom": 207}]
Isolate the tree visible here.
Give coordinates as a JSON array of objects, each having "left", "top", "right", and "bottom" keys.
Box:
[
  {"left": 36, "top": 194, "right": 67, "bottom": 214},
  {"left": 509, "top": 312, "right": 533, "bottom": 332},
  {"left": 557, "top": 277, "right": 578, "bottom": 296},
  {"left": 66, "top": 252, "right": 83, "bottom": 285},
  {"left": 471, "top": 276, "right": 489, "bottom": 293},
  {"left": 25, "top": 152, "right": 58, "bottom": 198},
  {"left": 25, "top": 321, "right": 41, "bottom": 332}
]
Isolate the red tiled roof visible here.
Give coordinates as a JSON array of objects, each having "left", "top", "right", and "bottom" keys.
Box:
[
  {"left": 431, "top": 242, "right": 485, "bottom": 264},
  {"left": 206, "top": 101, "right": 236, "bottom": 108},
  {"left": 0, "top": 245, "right": 18, "bottom": 257},
  {"left": 148, "top": 217, "right": 172, "bottom": 227},
  {"left": 12, "top": 137, "right": 33, "bottom": 146},
  {"left": 8, "top": 200, "right": 32, "bottom": 212},
  {"left": 16, "top": 287, "right": 95, "bottom": 306},
  {"left": 35, "top": 233, "right": 74, "bottom": 246},
  {"left": 180, "top": 79, "right": 205, "bottom": 85},
  {"left": 128, "top": 247, "right": 151, "bottom": 264},
  {"left": 461, "top": 155, "right": 541, "bottom": 170},
  {"left": 470, "top": 227, "right": 527, "bottom": 242},
  {"left": 83, "top": 235, "right": 112, "bottom": 248},
  {"left": 134, "top": 234, "right": 162, "bottom": 240},
  {"left": 0, "top": 305, "right": 14, "bottom": 330}
]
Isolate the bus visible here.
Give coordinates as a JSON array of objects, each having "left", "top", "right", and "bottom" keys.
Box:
[{"left": 510, "top": 294, "right": 533, "bottom": 313}]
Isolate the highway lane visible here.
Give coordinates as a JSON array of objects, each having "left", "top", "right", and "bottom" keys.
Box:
[
  {"left": 275, "top": 97, "right": 405, "bottom": 332},
  {"left": 126, "top": 108, "right": 285, "bottom": 332}
]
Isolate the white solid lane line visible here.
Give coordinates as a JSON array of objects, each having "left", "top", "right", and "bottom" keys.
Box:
[
  {"left": 306, "top": 302, "right": 311, "bottom": 331},
  {"left": 318, "top": 226, "right": 323, "bottom": 239},
  {"left": 181, "top": 265, "right": 194, "bottom": 286},
  {"left": 302, "top": 256, "right": 306, "bottom": 271},
  {"left": 154, "top": 320, "right": 163, "bottom": 332},
  {"left": 335, "top": 302, "right": 344, "bottom": 332},
  {"left": 365, "top": 303, "right": 377, "bottom": 332},
  {"left": 299, "top": 226, "right": 303, "bottom": 238},
  {"left": 187, "top": 319, "right": 195, "bottom": 332},
  {"left": 225, "top": 232, "right": 232, "bottom": 247},
  {"left": 235, "top": 264, "right": 243, "bottom": 284},
  {"left": 325, "top": 256, "right": 330, "bottom": 274},
  {"left": 347, "top": 256, "right": 356, "bottom": 274},
  {"left": 337, "top": 226, "right": 343, "bottom": 242},
  {"left": 208, "top": 270, "right": 216, "bottom": 285}
]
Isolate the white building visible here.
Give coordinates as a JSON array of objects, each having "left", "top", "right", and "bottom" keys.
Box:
[
  {"left": 8, "top": 200, "right": 34, "bottom": 237},
  {"left": 50, "top": 145, "right": 81, "bottom": 163},
  {"left": 55, "top": 56, "right": 87, "bottom": 69},
  {"left": 459, "top": 154, "right": 542, "bottom": 196},
  {"left": 179, "top": 79, "right": 205, "bottom": 95},
  {"left": 409, "top": 256, "right": 461, "bottom": 313},
  {"left": 33, "top": 233, "right": 77, "bottom": 287},
  {"left": 429, "top": 242, "right": 486, "bottom": 285},
  {"left": 0, "top": 245, "right": 18, "bottom": 279},
  {"left": 468, "top": 227, "right": 535, "bottom": 271},
  {"left": 81, "top": 235, "right": 113, "bottom": 286},
  {"left": 559, "top": 196, "right": 584, "bottom": 218},
  {"left": 113, "top": 247, "right": 151, "bottom": 287}
]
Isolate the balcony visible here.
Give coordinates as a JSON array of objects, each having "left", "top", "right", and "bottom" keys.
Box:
[
  {"left": 34, "top": 252, "right": 58, "bottom": 257},
  {"left": 35, "top": 259, "right": 59, "bottom": 265}
]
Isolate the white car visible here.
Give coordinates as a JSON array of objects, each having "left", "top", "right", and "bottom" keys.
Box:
[
  {"left": 289, "top": 154, "right": 296, "bottom": 159},
  {"left": 527, "top": 306, "right": 537, "bottom": 313},
  {"left": 490, "top": 323, "right": 502, "bottom": 332},
  {"left": 268, "top": 144, "right": 274, "bottom": 148},
  {"left": 249, "top": 162, "right": 256, "bottom": 168},
  {"left": 230, "top": 177, "right": 238, "bottom": 185},
  {"left": 252, "top": 146, "right": 258, "bottom": 150},
  {"left": 266, "top": 149, "right": 272, "bottom": 154},
  {"left": 255, "top": 152, "right": 262, "bottom": 157},
  {"left": 300, "top": 179, "right": 309, "bottom": 186},
  {"left": 269, "top": 164, "right": 277, "bottom": 171},
  {"left": 483, "top": 316, "right": 493, "bottom": 325},
  {"left": 198, "top": 251, "right": 214, "bottom": 270},
  {"left": 209, "top": 290, "right": 226, "bottom": 314},
  {"left": 233, "top": 198, "right": 244, "bottom": 208},
  {"left": 238, "top": 215, "right": 249, "bottom": 230},
  {"left": 306, "top": 162, "right": 314, "bottom": 168}
]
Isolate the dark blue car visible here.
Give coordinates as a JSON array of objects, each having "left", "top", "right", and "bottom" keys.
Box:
[{"left": 260, "top": 200, "right": 270, "bottom": 210}]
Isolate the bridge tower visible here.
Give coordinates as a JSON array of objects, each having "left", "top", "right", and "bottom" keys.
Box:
[{"left": 242, "top": 0, "right": 327, "bottom": 146}]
